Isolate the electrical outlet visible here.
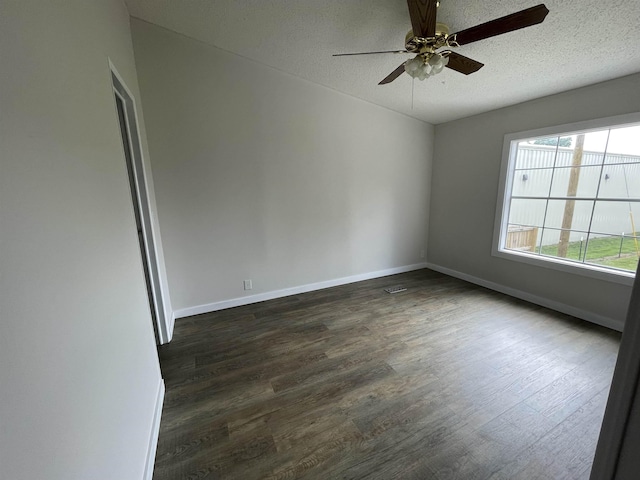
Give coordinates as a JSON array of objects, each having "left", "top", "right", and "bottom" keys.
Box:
[
  {"left": 243, "top": 279, "right": 252, "bottom": 291},
  {"left": 420, "top": 248, "right": 425, "bottom": 258}
]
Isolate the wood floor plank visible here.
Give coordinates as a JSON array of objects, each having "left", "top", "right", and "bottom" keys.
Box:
[
  {"left": 489, "top": 387, "right": 611, "bottom": 480},
  {"left": 153, "top": 269, "right": 620, "bottom": 480}
]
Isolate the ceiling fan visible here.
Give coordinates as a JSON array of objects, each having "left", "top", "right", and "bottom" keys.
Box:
[{"left": 333, "top": 1, "right": 549, "bottom": 84}]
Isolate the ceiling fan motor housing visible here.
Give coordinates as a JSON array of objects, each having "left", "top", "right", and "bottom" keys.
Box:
[{"left": 405, "top": 23, "right": 451, "bottom": 53}]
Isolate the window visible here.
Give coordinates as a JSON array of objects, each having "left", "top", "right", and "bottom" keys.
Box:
[{"left": 493, "top": 113, "right": 640, "bottom": 285}]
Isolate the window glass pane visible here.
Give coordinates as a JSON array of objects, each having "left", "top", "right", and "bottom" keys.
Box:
[
  {"left": 539, "top": 228, "right": 587, "bottom": 262},
  {"left": 580, "top": 130, "right": 609, "bottom": 164},
  {"left": 542, "top": 200, "right": 593, "bottom": 231},
  {"left": 511, "top": 169, "right": 553, "bottom": 197},
  {"left": 584, "top": 233, "right": 640, "bottom": 273},
  {"left": 549, "top": 165, "right": 602, "bottom": 198},
  {"left": 508, "top": 198, "right": 546, "bottom": 228},
  {"left": 591, "top": 201, "right": 640, "bottom": 235},
  {"left": 505, "top": 225, "right": 540, "bottom": 253},
  {"left": 598, "top": 164, "right": 640, "bottom": 200},
  {"left": 515, "top": 139, "right": 558, "bottom": 169},
  {"left": 605, "top": 125, "right": 640, "bottom": 163}
]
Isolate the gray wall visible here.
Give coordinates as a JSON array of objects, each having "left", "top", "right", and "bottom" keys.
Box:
[
  {"left": 428, "top": 74, "right": 640, "bottom": 329},
  {"left": 130, "top": 19, "right": 434, "bottom": 313},
  {"left": 0, "top": 1, "right": 163, "bottom": 478}
]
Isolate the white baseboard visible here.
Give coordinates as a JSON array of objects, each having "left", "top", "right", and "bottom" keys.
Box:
[
  {"left": 426, "top": 262, "right": 623, "bottom": 332},
  {"left": 173, "top": 262, "right": 429, "bottom": 320},
  {"left": 143, "top": 379, "right": 165, "bottom": 480},
  {"left": 167, "top": 312, "right": 175, "bottom": 342}
]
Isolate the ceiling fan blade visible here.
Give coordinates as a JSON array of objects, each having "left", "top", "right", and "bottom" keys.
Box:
[
  {"left": 452, "top": 4, "right": 549, "bottom": 45},
  {"left": 379, "top": 63, "right": 407, "bottom": 85},
  {"left": 407, "top": 0, "right": 438, "bottom": 38},
  {"left": 445, "top": 52, "right": 484, "bottom": 75},
  {"left": 333, "top": 50, "right": 408, "bottom": 57}
]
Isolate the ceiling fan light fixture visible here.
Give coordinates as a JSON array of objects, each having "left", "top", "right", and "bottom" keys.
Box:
[
  {"left": 404, "top": 55, "right": 423, "bottom": 75},
  {"left": 429, "top": 53, "right": 449, "bottom": 68},
  {"left": 405, "top": 52, "right": 449, "bottom": 81}
]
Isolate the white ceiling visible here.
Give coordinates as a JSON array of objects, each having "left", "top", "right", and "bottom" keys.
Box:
[{"left": 125, "top": 0, "right": 640, "bottom": 124}]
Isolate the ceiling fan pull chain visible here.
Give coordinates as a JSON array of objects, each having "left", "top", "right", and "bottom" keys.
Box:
[{"left": 411, "top": 77, "right": 415, "bottom": 110}]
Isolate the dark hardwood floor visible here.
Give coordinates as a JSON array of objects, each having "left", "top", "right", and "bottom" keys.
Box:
[{"left": 153, "top": 269, "right": 621, "bottom": 480}]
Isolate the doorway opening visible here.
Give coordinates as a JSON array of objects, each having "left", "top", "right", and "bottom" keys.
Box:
[{"left": 111, "top": 67, "right": 169, "bottom": 344}]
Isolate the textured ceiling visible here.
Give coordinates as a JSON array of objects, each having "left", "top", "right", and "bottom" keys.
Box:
[{"left": 125, "top": 0, "right": 640, "bottom": 124}]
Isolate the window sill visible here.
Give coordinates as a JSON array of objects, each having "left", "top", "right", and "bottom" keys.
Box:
[{"left": 491, "top": 247, "right": 636, "bottom": 286}]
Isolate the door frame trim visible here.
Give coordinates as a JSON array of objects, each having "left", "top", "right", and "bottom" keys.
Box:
[{"left": 109, "top": 59, "right": 171, "bottom": 344}]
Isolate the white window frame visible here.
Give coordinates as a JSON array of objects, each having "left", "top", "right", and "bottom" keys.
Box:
[{"left": 492, "top": 112, "right": 640, "bottom": 287}]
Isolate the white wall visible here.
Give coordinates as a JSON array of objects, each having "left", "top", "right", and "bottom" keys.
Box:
[
  {"left": 0, "top": 1, "right": 163, "bottom": 479},
  {"left": 428, "top": 74, "right": 640, "bottom": 330},
  {"left": 130, "top": 19, "right": 434, "bottom": 313}
]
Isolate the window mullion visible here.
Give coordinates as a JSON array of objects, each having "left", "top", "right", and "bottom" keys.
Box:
[
  {"left": 538, "top": 137, "right": 561, "bottom": 254},
  {"left": 582, "top": 130, "right": 611, "bottom": 264}
]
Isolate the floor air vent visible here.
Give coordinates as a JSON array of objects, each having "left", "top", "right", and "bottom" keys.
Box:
[{"left": 384, "top": 285, "right": 407, "bottom": 294}]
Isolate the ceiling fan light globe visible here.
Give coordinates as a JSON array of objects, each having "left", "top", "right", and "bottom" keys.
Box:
[
  {"left": 405, "top": 56, "right": 421, "bottom": 75},
  {"left": 428, "top": 53, "right": 443, "bottom": 67}
]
